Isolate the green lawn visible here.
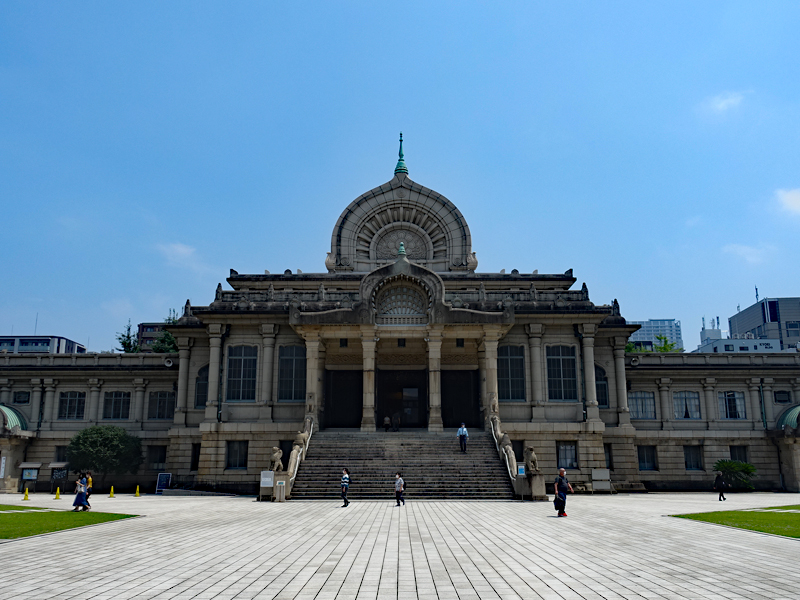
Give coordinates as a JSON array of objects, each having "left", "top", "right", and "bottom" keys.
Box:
[
  {"left": 764, "top": 505, "right": 800, "bottom": 511},
  {"left": 675, "top": 508, "right": 800, "bottom": 538},
  {"left": 0, "top": 504, "right": 44, "bottom": 511},
  {"left": 0, "top": 509, "right": 135, "bottom": 539}
]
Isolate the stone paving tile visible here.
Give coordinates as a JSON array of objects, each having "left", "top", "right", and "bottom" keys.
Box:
[{"left": 0, "top": 492, "right": 797, "bottom": 599}]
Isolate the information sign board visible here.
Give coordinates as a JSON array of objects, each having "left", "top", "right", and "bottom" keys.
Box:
[
  {"left": 0, "top": 456, "right": 5, "bottom": 478},
  {"left": 22, "top": 469, "right": 38, "bottom": 480},
  {"left": 517, "top": 464, "right": 526, "bottom": 477},
  {"left": 155, "top": 472, "right": 172, "bottom": 494},
  {"left": 260, "top": 471, "right": 274, "bottom": 487},
  {"left": 51, "top": 468, "right": 68, "bottom": 482}
]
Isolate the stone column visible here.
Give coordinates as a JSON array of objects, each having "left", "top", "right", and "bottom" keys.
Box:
[
  {"left": 360, "top": 330, "right": 377, "bottom": 431},
  {"left": 427, "top": 330, "right": 443, "bottom": 432},
  {"left": 747, "top": 379, "right": 763, "bottom": 431},
  {"left": 482, "top": 329, "right": 500, "bottom": 425},
  {"left": 174, "top": 337, "right": 192, "bottom": 426},
  {"left": 205, "top": 325, "right": 223, "bottom": 421},
  {"left": 477, "top": 348, "right": 487, "bottom": 419},
  {"left": 613, "top": 341, "right": 630, "bottom": 425},
  {"left": 580, "top": 325, "right": 600, "bottom": 421},
  {"left": 30, "top": 379, "right": 43, "bottom": 430},
  {"left": 87, "top": 378, "right": 101, "bottom": 423},
  {"left": 526, "top": 324, "right": 545, "bottom": 422},
  {"left": 761, "top": 378, "right": 775, "bottom": 427},
  {"left": 304, "top": 334, "right": 323, "bottom": 422},
  {"left": 658, "top": 378, "right": 673, "bottom": 430},
  {"left": 260, "top": 324, "right": 276, "bottom": 421},
  {"left": 134, "top": 378, "right": 147, "bottom": 424},
  {"left": 0, "top": 379, "right": 10, "bottom": 405},
  {"left": 45, "top": 379, "right": 58, "bottom": 429},
  {"left": 702, "top": 378, "right": 717, "bottom": 430}
]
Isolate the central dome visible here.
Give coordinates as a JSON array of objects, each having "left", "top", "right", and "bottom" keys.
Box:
[{"left": 325, "top": 136, "right": 477, "bottom": 274}]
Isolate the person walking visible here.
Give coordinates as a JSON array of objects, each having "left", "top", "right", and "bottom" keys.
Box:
[
  {"left": 72, "top": 473, "right": 89, "bottom": 512},
  {"left": 457, "top": 423, "right": 469, "bottom": 453},
  {"left": 85, "top": 471, "right": 93, "bottom": 509},
  {"left": 714, "top": 472, "right": 727, "bottom": 501},
  {"left": 383, "top": 415, "right": 392, "bottom": 433},
  {"left": 553, "top": 468, "right": 573, "bottom": 517},
  {"left": 341, "top": 468, "right": 350, "bottom": 507},
  {"left": 395, "top": 472, "right": 405, "bottom": 507}
]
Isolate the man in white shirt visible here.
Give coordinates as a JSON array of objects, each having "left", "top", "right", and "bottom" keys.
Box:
[{"left": 457, "top": 423, "right": 469, "bottom": 453}]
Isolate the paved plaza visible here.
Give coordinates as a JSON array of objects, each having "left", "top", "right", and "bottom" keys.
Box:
[{"left": 0, "top": 492, "right": 797, "bottom": 600}]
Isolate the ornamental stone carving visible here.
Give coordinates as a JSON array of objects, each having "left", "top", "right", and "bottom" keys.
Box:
[{"left": 375, "top": 229, "right": 427, "bottom": 260}]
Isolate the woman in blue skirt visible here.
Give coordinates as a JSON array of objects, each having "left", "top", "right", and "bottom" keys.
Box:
[{"left": 72, "top": 472, "right": 89, "bottom": 511}]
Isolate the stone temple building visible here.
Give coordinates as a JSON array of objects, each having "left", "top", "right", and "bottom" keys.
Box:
[{"left": 2, "top": 138, "right": 800, "bottom": 496}]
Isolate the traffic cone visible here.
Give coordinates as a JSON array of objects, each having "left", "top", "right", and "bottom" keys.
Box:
[
  {"left": 135, "top": 485, "right": 140, "bottom": 497},
  {"left": 109, "top": 486, "right": 115, "bottom": 498},
  {"left": 55, "top": 487, "right": 61, "bottom": 500},
  {"left": 23, "top": 487, "right": 29, "bottom": 501}
]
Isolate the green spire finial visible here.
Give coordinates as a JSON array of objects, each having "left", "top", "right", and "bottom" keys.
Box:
[
  {"left": 398, "top": 242, "right": 406, "bottom": 256},
  {"left": 394, "top": 132, "right": 408, "bottom": 175}
]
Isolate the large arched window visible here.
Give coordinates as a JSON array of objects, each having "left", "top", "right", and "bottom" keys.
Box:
[
  {"left": 278, "top": 345, "right": 306, "bottom": 402},
  {"left": 595, "top": 365, "right": 609, "bottom": 408},
  {"left": 498, "top": 345, "right": 526, "bottom": 402},
  {"left": 195, "top": 365, "right": 209, "bottom": 408},
  {"left": 376, "top": 283, "right": 428, "bottom": 325}
]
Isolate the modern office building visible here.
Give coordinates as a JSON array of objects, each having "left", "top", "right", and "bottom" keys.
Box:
[
  {"left": 0, "top": 336, "right": 86, "bottom": 354},
  {"left": 628, "top": 319, "right": 684, "bottom": 350},
  {"left": 729, "top": 298, "right": 800, "bottom": 351},
  {"left": 138, "top": 323, "right": 166, "bottom": 352}
]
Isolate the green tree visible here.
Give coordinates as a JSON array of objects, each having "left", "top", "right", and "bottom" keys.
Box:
[
  {"left": 653, "top": 334, "right": 683, "bottom": 353},
  {"left": 164, "top": 308, "right": 179, "bottom": 324},
  {"left": 115, "top": 319, "right": 140, "bottom": 353},
  {"left": 713, "top": 459, "right": 757, "bottom": 490},
  {"left": 625, "top": 342, "right": 649, "bottom": 353},
  {"left": 66, "top": 425, "right": 143, "bottom": 489},
  {"left": 152, "top": 330, "right": 178, "bottom": 353}
]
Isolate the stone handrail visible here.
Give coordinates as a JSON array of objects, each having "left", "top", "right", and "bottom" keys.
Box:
[
  {"left": 288, "top": 416, "right": 314, "bottom": 493},
  {"left": 489, "top": 415, "right": 517, "bottom": 483}
]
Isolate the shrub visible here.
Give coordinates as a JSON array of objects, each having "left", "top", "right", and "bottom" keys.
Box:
[{"left": 713, "top": 459, "right": 757, "bottom": 490}]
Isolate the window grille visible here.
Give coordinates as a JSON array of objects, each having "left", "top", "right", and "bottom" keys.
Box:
[
  {"left": 718, "top": 391, "right": 746, "bottom": 419},
  {"left": 498, "top": 345, "right": 525, "bottom": 402},
  {"left": 226, "top": 346, "right": 257, "bottom": 402},
  {"left": 148, "top": 391, "right": 176, "bottom": 420},
  {"left": 684, "top": 446, "right": 703, "bottom": 470},
  {"left": 103, "top": 391, "right": 131, "bottom": 420},
  {"left": 546, "top": 346, "right": 577, "bottom": 401},
  {"left": 673, "top": 391, "right": 701, "bottom": 419},
  {"left": 557, "top": 442, "right": 578, "bottom": 469},
  {"left": 226, "top": 441, "right": 248, "bottom": 469},
  {"left": 58, "top": 391, "right": 86, "bottom": 420},
  {"left": 376, "top": 285, "right": 427, "bottom": 325},
  {"left": 628, "top": 391, "right": 656, "bottom": 419},
  {"left": 637, "top": 445, "right": 657, "bottom": 470},
  {"left": 278, "top": 345, "right": 306, "bottom": 402}
]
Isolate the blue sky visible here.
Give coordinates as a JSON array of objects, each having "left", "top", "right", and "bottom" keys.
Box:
[{"left": 2, "top": 2, "right": 799, "bottom": 351}]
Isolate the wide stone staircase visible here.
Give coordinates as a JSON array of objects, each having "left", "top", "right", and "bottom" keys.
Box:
[{"left": 291, "top": 430, "right": 515, "bottom": 500}]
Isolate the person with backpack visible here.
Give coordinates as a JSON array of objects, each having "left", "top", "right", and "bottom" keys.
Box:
[
  {"left": 340, "top": 468, "right": 350, "bottom": 507},
  {"left": 394, "top": 472, "right": 405, "bottom": 506},
  {"left": 553, "top": 468, "right": 573, "bottom": 517}
]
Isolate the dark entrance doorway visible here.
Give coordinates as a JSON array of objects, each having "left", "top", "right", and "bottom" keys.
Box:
[
  {"left": 441, "top": 370, "right": 481, "bottom": 428},
  {"left": 377, "top": 369, "right": 428, "bottom": 429},
  {"left": 324, "top": 370, "right": 363, "bottom": 428}
]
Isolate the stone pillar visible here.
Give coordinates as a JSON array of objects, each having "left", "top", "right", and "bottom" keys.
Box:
[
  {"left": 482, "top": 329, "right": 500, "bottom": 426},
  {"left": 45, "top": 379, "right": 58, "bottom": 429},
  {"left": 747, "top": 379, "right": 763, "bottom": 431},
  {"left": 526, "top": 324, "right": 545, "bottom": 422},
  {"left": 260, "top": 324, "right": 276, "bottom": 421},
  {"left": 658, "top": 378, "right": 673, "bottom": 430},
  {"left": 174, "top": 338, "right": 192, "bottom": 426},
  {"left": 87, "top": 378, "right": 101, "bottom": 423},
  {"left": 304, "top": 334, "right": 324, "bottom": 423},
  {"left": 477, "top": 349, "right": 487, "bottom": 420},
  {"left": 761, "top": 378, "right": 775, "bottom": 427},
  {"left": 702, "top": 378, "right": 717, "bottom": 430},
  {"left": 205, "top": 325, "right": 223, "bottom": 421},
  {"left": 360, "top": 331, "right": 377, "bottom": 431},
  {"left": 30, "top": 379, "right": 43, "bottom": 430},
  {"left": 134, "top": 378, "right": 147, "bottom": 424},
  {"left": 580, "top": 325, "right": 600, "bottom": 421},
  {"left": 0, "top": 379, "right": 10, "bottom": 405},
  {"left": 613, "top": 342, "right": 630, "bottom": 425},
  {"left": 427, "top": 330, "right": 443, "bottom": 432}
]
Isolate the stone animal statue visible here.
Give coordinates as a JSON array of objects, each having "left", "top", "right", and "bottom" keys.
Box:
[
  {"left": 524, "top": 445, "right": 539, "bottom": 475},
  {"left": 269, "top": 447, "right": 284, "bottom": 472},
  {"left": 502, "top": 444, "right": 517, "bottom": 479},
  {"left": 294, "top": 430, "right": 309, "bottom": 448}
]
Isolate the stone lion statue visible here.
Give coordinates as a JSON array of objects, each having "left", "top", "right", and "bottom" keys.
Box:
[
  {"left": 294, "top": 430, "right": 309, "bottom": 448},
  {"left": 269, "top": 447, "right": 284, "bottom": 472},
  {"left": 524, "top": 445, "right": 539, "bottom": 475}
]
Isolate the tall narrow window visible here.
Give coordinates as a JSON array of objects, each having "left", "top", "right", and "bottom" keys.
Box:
[
  {"left": 684, "top": 446, "right": 703, "bottom": 470},
  {"left": 148, "top": 391, "right": 176, "bottom": 420},
  {"left": 673, "top": 391, "right": 701, "bottom": 420},
  {"left": 498, "top": 345, "right": 525, "bottom": 402},
  {"left": 637, "top": 445, "right": 657, "bottom": 470},
  {"left": 278, "top": 345, "right": 306, "bottom": 402},
  {"left": 226, "top": 346, "right": 258, "bottom": 402},
  {"left": 195, "top": 365, "right": 209, "bottom": 408},
  {"left": 546, "top": 346, "right": 577, "bottom": 401},
  {"left": 595, "top": 365, "right": 609, "bottom": 408},
  {"left": 557, "top": 442, "right": 578, "bottom": 469},
  {"left": 147, "top": 446, "right": 167, "bottom": 470},
  {"left": 58, "top": 391, "right": 86, "bottom": 420},
  {"left": 730, "top": 446, "right": 748, "bottom": 462},
  {"left": 628, "top": 391, "right": 656, "bottom": 419},
  {"left": 226, "top": 441, "right": 248, "bottom": 469},
  {"left": 190, "top": 443, "right": 201, "bottom": 471},
  {"left": 604, "top": 443, "right": 613, "bottom": 470},
  {"left": 103, "top": 391, "right": 131, "bottom": 420},
  {"left": 718, "top": 391, "right": 746, "bottom": 419}
]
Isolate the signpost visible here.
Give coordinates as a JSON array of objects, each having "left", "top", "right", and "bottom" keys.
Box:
[
  {"left": 258, "top": 470, "right": 274, "bottom": 502},
  {"left": 155, "top": 472, "right": 172, "bottom": 495}
]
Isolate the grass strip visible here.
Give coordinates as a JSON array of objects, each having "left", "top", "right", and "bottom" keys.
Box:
[
  {"left": 0, "top": 504, "right": 45, "bottom": 512},
  {"left": 763, "top": 505, "right": 800, "bottom": 511},
  {"left": 675, "top": 509, "right": 800, "bottom": 538},
  {"left": 0, "top": 510, "right": 135, "bottom": 539}
]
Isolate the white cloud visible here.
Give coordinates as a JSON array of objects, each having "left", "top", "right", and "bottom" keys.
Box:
[
  {"left": 155, "top": 242, "right": 214, "bottom": 274},
  {"left": 703, "top": 91, "right": 745, "bottom": 113},
  {"left": 776, "top": 188, "right": 800, "bottom": 215},
  {"left": 722, "top": 244, "right": 773, "bottom": 265}
]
